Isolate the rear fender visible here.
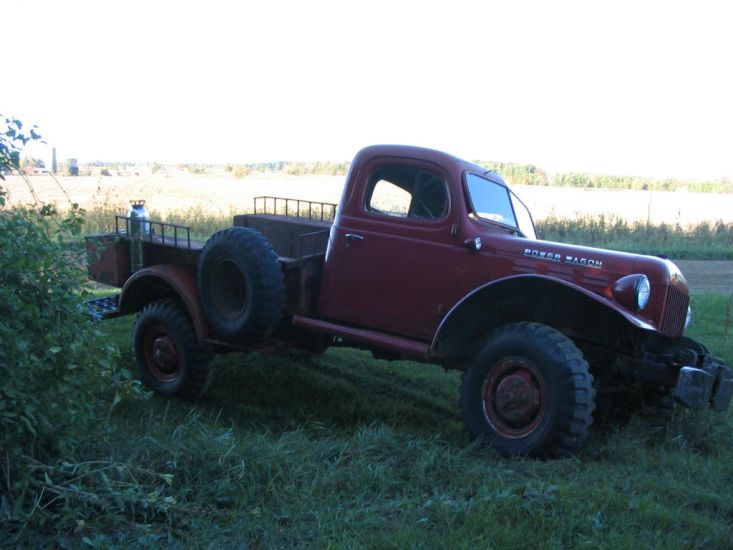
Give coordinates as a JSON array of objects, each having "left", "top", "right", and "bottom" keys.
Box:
[
  {"left": 430, "top": 274, "right": 654, "bottom": 362},
  {"left": 119, "top": 264, "right": 208, "bottom": 341}
]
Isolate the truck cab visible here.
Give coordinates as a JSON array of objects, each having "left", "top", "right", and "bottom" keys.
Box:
[{"left": 317, "top": 146, "right": 684, "bottom": 342}]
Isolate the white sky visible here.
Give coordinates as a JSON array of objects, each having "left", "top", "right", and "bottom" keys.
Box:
[{"left": 4, "top": 0, "right": 732, "bottom": 179}]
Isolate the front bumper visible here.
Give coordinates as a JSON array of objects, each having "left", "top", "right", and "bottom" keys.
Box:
[{"left": 672, "top": 355, "right": 733, "bottom": 411}]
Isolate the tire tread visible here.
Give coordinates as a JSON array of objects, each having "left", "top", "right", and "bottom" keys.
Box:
[
  {"left": 197, "top": 227, "right": 284, "bottom": 345},
  {"left": 459, "top": 322, "right": 595, "bottom": 458},
  {"left": 133, "top": 299, "right": 213, "bottom": 400}
]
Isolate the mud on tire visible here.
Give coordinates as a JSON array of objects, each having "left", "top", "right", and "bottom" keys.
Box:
[
  {"left": 133, "top": 299, "right": 213, "bottom": 399},
  {"left": 197, "top": 227, "right": 284, "bottom": 345},
  {"left": 460, "top": 322, "right": 595, "bottom": 458}
]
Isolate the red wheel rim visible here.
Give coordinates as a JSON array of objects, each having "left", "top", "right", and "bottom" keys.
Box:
[
  {"left": 143, "top": 325, "right": 181, "bottom": 382},
  {"left": 481, "top": 356, "right": 547, "bottom": 438}
]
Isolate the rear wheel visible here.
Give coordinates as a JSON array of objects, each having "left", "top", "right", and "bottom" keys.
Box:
[
  {"left": 460, "top": 322, "right": 595, "bottom": 458},
  {"left": 133, "top": 299, "right": 213, "bottom": 399}
]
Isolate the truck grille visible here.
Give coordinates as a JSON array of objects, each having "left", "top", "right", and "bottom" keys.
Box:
[{"left": 660, "top": 285, "right": 689, "bottom": 337}]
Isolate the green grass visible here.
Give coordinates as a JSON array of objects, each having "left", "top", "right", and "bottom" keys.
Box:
[
  {"left": 688, "top": 293, "right": 733, "bottom": 357},
  {"left": 537, "top": 215, "right": 733, "bottom": 259},
  {"left": 9, "top": 293, "right": 733, "bottom": 548}
]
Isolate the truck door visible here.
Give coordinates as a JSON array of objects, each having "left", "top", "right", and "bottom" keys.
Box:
[{"left": 318, "top": 159, "right": 459, "bottom": 341}]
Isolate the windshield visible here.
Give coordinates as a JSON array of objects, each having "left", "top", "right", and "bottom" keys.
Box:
[{"left": 465, "top": 173, "right": 536, "bottom": 239}]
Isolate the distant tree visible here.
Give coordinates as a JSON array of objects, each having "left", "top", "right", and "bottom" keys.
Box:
[
  {"left": 232, "top": 164, "right": 250, "bottom": 178},
  {"left": 475, "top": 160, "right": 549, "bottom": 186},
  {"left": 20, "top": 156, "right": 45, "bottom": 170}
]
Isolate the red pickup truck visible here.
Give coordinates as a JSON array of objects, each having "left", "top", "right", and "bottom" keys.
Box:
[{"left": 87, "top": 144, "right": 732, "bottom": 458}]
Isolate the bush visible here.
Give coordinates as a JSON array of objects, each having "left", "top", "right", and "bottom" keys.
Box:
[{"left": 0, "top": 116, "right": 141, "bottom": 532}]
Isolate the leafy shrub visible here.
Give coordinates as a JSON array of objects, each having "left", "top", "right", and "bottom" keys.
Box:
[{"left": 0, "top": 116, "right": 141, "bottom": 531}]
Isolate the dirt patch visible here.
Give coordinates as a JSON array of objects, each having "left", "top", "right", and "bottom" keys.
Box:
[{"left": 674, "top": 260, "right": 733, "bottom": 294}]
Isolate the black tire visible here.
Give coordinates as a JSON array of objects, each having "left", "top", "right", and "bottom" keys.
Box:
[
  {"left": 132, "top": 299, "right": 213, "bottom": 399},
  {"left": 460, "top": 322, "right": 595, "bottom": 458},
  {"left": 197, "top": 227, "right": 284, "bottom": 345}
]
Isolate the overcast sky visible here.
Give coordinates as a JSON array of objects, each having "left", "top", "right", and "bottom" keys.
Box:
[{"left": 4, "top": 0, "right": 732, "bottom": 179}]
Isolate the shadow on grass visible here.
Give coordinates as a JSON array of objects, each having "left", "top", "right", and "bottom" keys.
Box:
[{"left": 200, "top": 348, "right": 465, "bottom": 443}]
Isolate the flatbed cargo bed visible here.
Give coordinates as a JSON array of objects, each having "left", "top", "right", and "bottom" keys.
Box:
[{"left": 234, "top": 213, "right": 331, "bottom": 261}]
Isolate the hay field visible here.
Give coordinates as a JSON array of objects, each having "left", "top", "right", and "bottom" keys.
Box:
[
  {"left": 2, "top": 172, "right": 343, "bottom": 218},
  {"left": 4, "top": 172, "right": 732, "bottom": 225}
]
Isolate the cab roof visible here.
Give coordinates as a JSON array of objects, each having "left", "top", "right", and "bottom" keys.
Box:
[{"left": 352, "top": 144, "right": 508, "bottom": 187}]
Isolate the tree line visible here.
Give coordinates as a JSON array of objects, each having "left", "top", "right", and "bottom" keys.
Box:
[
  {"left": 475, "top": 160, "right": 733, "bottom": 193},
  {"left": 23, "top": 153, "right": 732, "bottom": 193},
  {"left": 238, "top": 158, "right": 732, "bottom": 193}
]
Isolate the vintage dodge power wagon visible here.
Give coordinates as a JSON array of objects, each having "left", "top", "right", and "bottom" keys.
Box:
[{"left": 86, "top": 145, "right": 732, "bottom": 458}]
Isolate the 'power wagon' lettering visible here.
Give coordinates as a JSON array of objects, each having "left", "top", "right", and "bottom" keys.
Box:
[
  {"left": 524, "top": 248, "right": 561, "bottom": 262},
  {"left": 524, "top": 248, "right": 603, "bottom": 269},
  {"left": 565, "top": 255, "right": 603, "bottom": 269}
]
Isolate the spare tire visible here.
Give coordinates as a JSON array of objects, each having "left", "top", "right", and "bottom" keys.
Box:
[{"left": 197, "top": 227, "right": 284, "bottom": 345}]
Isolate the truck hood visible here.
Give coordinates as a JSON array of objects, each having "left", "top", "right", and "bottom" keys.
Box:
[
  {"left": 493, "top": 236, "right": 683, "bottom": 286},
  {"left": 483, "top": 233, "right": 688, "bottom": 330}
]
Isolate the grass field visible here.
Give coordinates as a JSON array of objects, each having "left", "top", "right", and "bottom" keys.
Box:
[
  {"left": 538, "top": 215, "right": 733, "bottom": 260},
  {"left": 76, "top": 195, "right": 733, "bottom": 261},
  {"left": 10, "top": 292, "right": 732, "bottom": 548},
  {"left": 4, "top": 171, "right": 733, "bottom": 547}
]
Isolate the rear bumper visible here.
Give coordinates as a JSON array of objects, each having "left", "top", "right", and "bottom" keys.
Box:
[{"left": 672, "top": 356, "right": 733, "bottom": 411}]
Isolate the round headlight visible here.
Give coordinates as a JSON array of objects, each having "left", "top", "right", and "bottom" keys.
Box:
[
  {"left": 611, "top": 274, "right": 652, "bottom": 312},
  {"left": 636, "top": 275, "right": 650, "bottom": 310}
]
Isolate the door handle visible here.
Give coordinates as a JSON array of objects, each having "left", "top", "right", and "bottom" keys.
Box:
[{"left": 344, "top": 233, "right": 364, "bottom": 246}]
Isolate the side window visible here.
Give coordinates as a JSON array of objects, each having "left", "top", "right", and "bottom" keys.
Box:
[
  {"left": 370, "top": 179, "right": 412, "bottom": 217},
  {"left": 366, "top": 164, "right": 448, "bottom": 220}
]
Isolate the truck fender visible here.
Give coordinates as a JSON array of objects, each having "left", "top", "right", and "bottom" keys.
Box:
[
  {"left": 119, "top": 264, "right": 209, "bottom": 342},
  {"left": 430, "top": 274, "right": 654, "bottom": 361}
]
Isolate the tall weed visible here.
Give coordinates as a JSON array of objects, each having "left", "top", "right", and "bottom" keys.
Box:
[{"left": 537, "top": 214, "right": 733, "bottom": 259}]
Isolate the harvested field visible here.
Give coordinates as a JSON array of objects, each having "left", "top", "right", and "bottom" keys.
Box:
[
  {"left": 4, "top": 173, "right": 733, "bottom": 225},
  {"left": 2, "top": 173, "right": 344, "bottom": 217}
]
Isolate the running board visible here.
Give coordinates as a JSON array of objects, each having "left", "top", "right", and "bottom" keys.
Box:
[{"left": 291, "top": 315, "right": 430, "bottom": 359}]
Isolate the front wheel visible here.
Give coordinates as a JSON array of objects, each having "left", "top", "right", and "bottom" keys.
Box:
[
  {"left": 460, "top": 322, "right": 595, "bottom": 458},
  {"left": 132, "top": 299, "right": 213, "bottom": 399}
]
